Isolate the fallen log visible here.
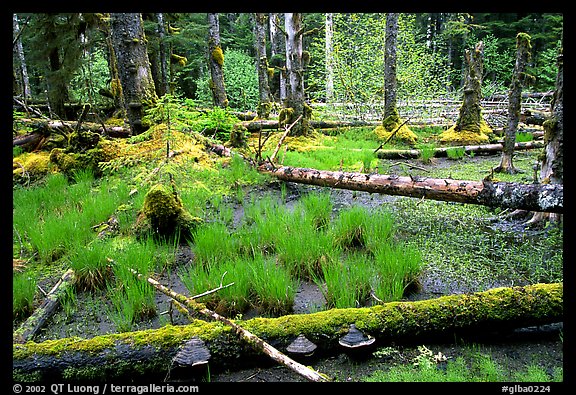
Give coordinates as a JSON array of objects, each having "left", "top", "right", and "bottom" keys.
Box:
[
  {"left": 13, "top": 269, "right": 75, "bottom": 344},
  {"left": 376, "top": 141, "right": 544, "bottom": 159},
  {"left": 258, "top": 164, "right": 563, "bottom": 214},
  {"left": 13, "top": 283, "right": 562, "bottom": 381},
  {"left": 15, "top": 118, "right": 130, "bottom": 138},
  {"left": 239, "top": 119, "right": 379, "bottom": 132}
]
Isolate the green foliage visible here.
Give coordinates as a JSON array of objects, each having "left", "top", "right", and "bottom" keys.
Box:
[
  {"left": 13, "top": 272, "right": 37, "bottom": 320},
  {"left": 69, "top": 48, "right": 112, "bottom": 105},
  {"left": 416, "top": 142, "right": 436, "bottom": 163},
  {"left": 195, "top": 49, "right": 258, "bottom": 111},
  {"left": 446, "top": 146, "right": 466, "bottom": 160}
]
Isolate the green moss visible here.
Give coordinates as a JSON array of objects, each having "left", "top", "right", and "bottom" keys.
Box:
[
  {"left": 170, "top": 53, "right": 188, "bottom": 67},
  {"left": 374, "top": 110, "right": 418, "bottom": 146},
  {"left": 211, "top": 46, "right": 224, "bottom": 66},
  {"left": 438, "top": 121, "right": 493, "bottom": 145},
  {"left": 134, "top": 183, "right": 202, "bottom": 241},
  {"left": 279, "top": 107, "right": 294, "bottom": 127},
  {"left": 13, "top": 151, "right": 53, "bottom": 180}
]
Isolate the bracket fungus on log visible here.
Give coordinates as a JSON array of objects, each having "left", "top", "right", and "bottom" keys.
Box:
[
  {"left": 339, "top": 324, "right": 375, "bottom": 358},
  {"left": 286, "top": 334, "right": 318, "bottom": 359}
]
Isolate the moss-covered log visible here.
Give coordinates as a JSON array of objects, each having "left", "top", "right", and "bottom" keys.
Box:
[
  {"left": 13, "top": 283, "right": 562, "bottom": 381},
  {"left": 258, "top": 164, "right": 563, "bottom": 213},
  {"left": 14, "top": 269, "right": 75, "bottom": 344}
]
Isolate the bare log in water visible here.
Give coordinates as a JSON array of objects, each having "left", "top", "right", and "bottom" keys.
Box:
[{"left": 258, "top": 164, "right": 562, "bottom": 213}]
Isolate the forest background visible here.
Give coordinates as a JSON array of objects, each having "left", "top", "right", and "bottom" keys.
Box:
[{"left": 12, "top": 13, "right": 563, "bottom": 117}]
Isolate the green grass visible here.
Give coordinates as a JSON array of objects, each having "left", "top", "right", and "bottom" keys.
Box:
[
  {"left": 67, "top": 240, "right": 113, "bottom": 292},
  {"left": 446, "top": 146, "right": 466, "bottom": 160},
  {"left": 249, "top": 254, "right": 298, "bottom": 316},
  {"left": 363, "top": 346, "right": 563, "bottom": 382},
  {"left": 13, "top": 271, "right": 37, "bottom": 320},
  {"left": 416, "top": 142, "right": 437, "bottom": 163}
]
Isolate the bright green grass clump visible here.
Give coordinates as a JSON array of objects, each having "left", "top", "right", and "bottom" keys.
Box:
[{"left": 13, "top": 271, "right": 37, "bottom": 320}]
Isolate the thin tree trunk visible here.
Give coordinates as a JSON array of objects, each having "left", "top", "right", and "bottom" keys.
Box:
[
  {"left": 258, "top": 164, "right": 563, "bottom": 214},
  {"left": 495, "top": 33, "right": 532, "bottom": 174},
  {"left": 207, "top": 13, "right": 228, "bottom": 108},
  {"left": 255, "top": 13, "right": 272, "bottom": 119},
  {"left": 157, "top": 13, "right": 169, "bottom": 97},
  {"left": 13, "top": 14, "right": 31, "bottom": 100},
  {"left": 269, "top": 13, "right": 286, "bottom": 102},
  {"left": 110, "top": 13, "right": 158, "bottom": 135},
  {"left": 283, "top": 13, "right": 309, "bottom": 136},
  {"left": 325, "top": 13, "right": 334, "bottom": 103},
  {"left": 384, "top": 13, "right": 398, "bottom": 120},
  {"left": 456, "top": 41, "right": 486, "bottom": 133},
  {"left": 13, "top": 283, "right": 562, "bottom": 381}
]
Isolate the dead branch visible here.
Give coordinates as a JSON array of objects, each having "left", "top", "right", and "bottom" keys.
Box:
[{"left": 131, "top": 269, "right": 330, "bottom": 382}]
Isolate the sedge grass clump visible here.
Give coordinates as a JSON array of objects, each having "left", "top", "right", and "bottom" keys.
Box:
[
  {"left": 318, "top": 254, "right": 373, "bottom": 309},
  {"left": 294, "top": 192, "right": 333, "bottom": 231},
  {"left": 330, "top": 205, "right": 395, "bottom": 252},
  {"left": 276, "top": 216, "right": 337, "bottom": 280},
  {"left": 446, "top": 146, "right": 466, "bottom": 160},
  {"left": 416, "top": 142, "right": 437, "bottom": 164},
  {"left": 68, "top": 240, "right": 114, "bottom": 292},
  {"left": 371, "top": 243, "right": 423, "bottom": 302},
  {"left": 13, "top": 271, "right": 37, "bottom": 320},
  {"left": 190, "top": 222, "right": 239, "bottom": 267},
  {"left": 179, "top": 258, "right": 252, "bottom": 316},
  {"left": 249, "top": 255, "right": 298, "bottom": 316}
]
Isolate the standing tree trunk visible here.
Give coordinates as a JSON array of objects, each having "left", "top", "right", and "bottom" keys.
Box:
[
  {"left": 440, "top": 41, "right": 494, "bottom": 145},
  {"left": 495, "top": 33, "right": 532, "bottom": 175},
  {"left": 156, "top": 13, "right": 169, "bottom": 97},
  {"left": 13, "top": 14, "right": 32, "bottom": 100},
  {"left": 526, "top": 40, "right": 563, "bottom": 226},
  {"left": 110, "top": 13, "right": 158, "bottom": 135},
  {"left": 325, "top": 13, "right": 334, "bottom": 103},
  {"left": 374, "top": 13, "right": 417, "bottom": 145},
  {"left": 254, "top": 13, "right": 272, "bottom": 119},
  {"left": 207, "top": 13, "right": 228, "bottom": 108},
  {"left": 96, "top": 14, "right": 125, "bottom": 115},
  {"left": 282, "top": 13, "right": 311, "bottom": 136},
  {"left": 269, "top": 13, "right": 286, "bottom": 103}
]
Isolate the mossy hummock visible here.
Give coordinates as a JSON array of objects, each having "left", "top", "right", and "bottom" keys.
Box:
[{"left": 134, "top": 183, "right": 202, "bottom": 241}]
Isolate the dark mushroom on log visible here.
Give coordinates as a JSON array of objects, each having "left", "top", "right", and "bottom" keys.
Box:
[{"left": 286, "top": 334, "right": 318, "bottom": 359}]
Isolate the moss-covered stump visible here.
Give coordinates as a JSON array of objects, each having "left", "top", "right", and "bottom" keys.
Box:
[
  {"left": 13, "top": 283, "right": 562, "bottom": 381},
  {"left": 438, "top": 119, "right": 495, "bottom": 145},
  {"left": 48, "top": 147, "right": 105, "bottom": 178},
  {"left": 134, "top": 183, "right": 202, "bottom": 241},
  {"left": 373, "top": 110, "right": 418, "bottom": 146}
]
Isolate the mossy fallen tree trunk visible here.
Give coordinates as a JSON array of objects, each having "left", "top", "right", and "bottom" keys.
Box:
[
  {"left": 239, "top": 119, "right": 379, "bottom": 132},
  {"left": 258, "top": 164, "right": 563, "bottom": 214},
  {"left": 376, "top": 141, "right": 544, "bottom": 159},
  {"left": 13, "top": 269, "right": 75, "bottom": 344},
  {"left": 15, "top": 118, "right": 130, "bottom": 140},
  {"left": 13, "top": 283, "right": 562, "bottom": 381}
]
